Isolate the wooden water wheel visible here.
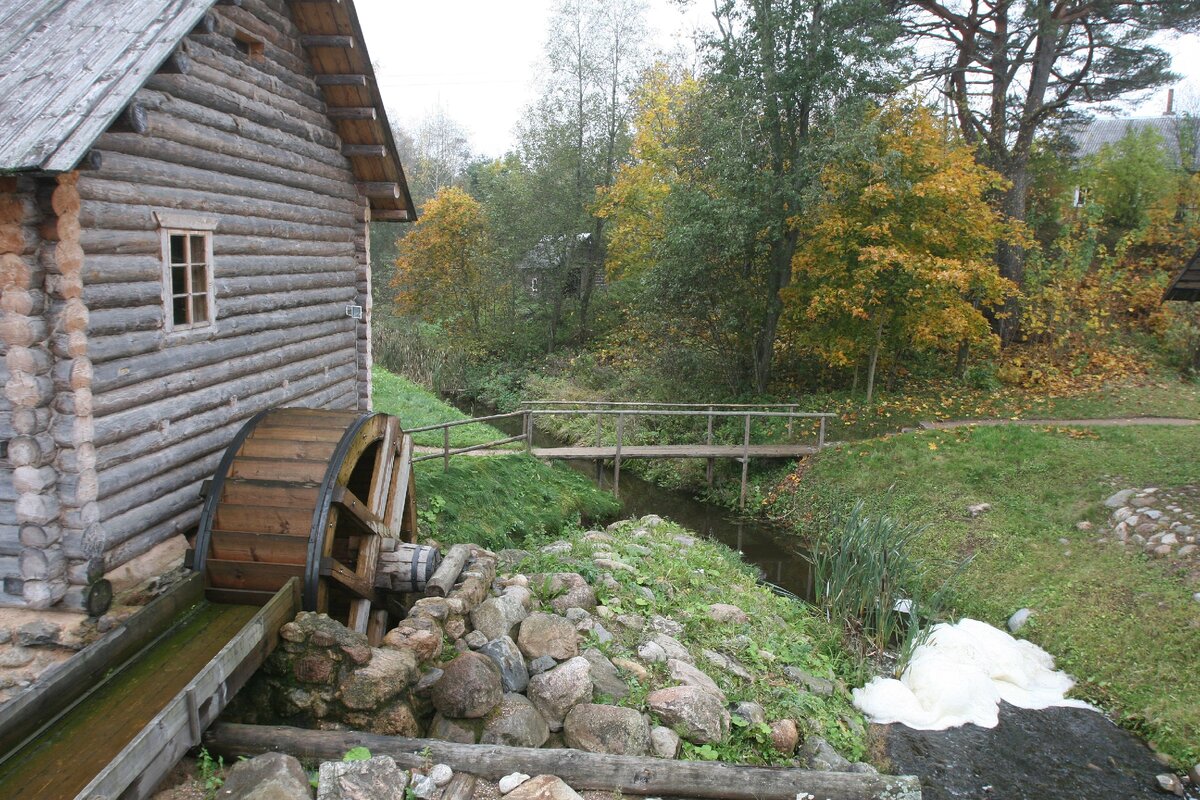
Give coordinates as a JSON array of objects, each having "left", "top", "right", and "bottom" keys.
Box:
[{"left": 192, "top": 408, "right": 418, "bottom": 643}]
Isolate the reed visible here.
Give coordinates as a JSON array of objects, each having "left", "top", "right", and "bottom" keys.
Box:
[{"left": 372, "top": 317, "right": 465, "bottom": 394}]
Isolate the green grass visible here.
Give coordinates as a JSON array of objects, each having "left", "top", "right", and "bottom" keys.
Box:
[
  {"left": 772, "top": 423, "right": 1200, "bottom": 765},
  {"left": 414, "top": 456, "right": 619, "bottom": 550},
  {"left": 373, "top": 366, "right": 520, "bottom": 449},
  {"left": 515, "top": 519, "right": 869, "bottom": 764}
]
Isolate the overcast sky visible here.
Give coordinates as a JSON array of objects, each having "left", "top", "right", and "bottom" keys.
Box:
[{"left": 355, "top": 1, "right": 1200, "bottom": 160}]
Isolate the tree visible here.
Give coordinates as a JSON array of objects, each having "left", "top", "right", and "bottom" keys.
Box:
[
  {"left": 392, "top": 188, "right": 504, "bottom": 343},
  {"left": 692, "top": 0, "right": 901, "bottom": 392},
  {"left": 410, "top": 106, "right": 472, "bottom": 206},
  {"left": 901, "top": 0, "right": 1200, "bottom": 341},
  {"left": 1084, "top": 125, "right": 1174, "bottom": 236},
  {"left": 786, "top": 102, "right": 1018, "bottom": 402}
]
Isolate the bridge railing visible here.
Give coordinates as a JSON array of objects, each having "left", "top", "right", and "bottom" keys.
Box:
[{"left": 407, "top": 411, "right": 529, "bottom": 469}]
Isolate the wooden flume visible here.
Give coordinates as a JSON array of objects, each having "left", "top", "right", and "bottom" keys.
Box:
[{"left": 192, "top": 407, "right": 431, "bottom": 644}]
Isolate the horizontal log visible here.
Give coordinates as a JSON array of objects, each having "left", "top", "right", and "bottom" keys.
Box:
[
  {"left": 185, "top": 38, "right": 323, "bottom": 115},
  {"left": 203, "top": 724, "right": 922, "bottom": 800},
  {"left": 424, "top": 543, "right": 471, "bottom": 598},
  {"left": 81, "top": 226, "right": 352, "bottom": 260},
  {"left": 328, "top": 108, "right": 376, "bottom": 121},
  {"left": 87, "top": 305, "right": 162, "bottom": 337},
  {"left": 157, "top": 50, "right": 191, "bottom": 75},
  {"left": 316, "top": 74, "right": 368, "bottom": 86},
  {"left": 107, "top": 103, "right": 149, "bottom": 134},
  {"left": 371, "top": 210, "right": 410, "bottom": 222},
  {"left": 342, "top": 144, "right": 387, "bottom": 158},
  {"left": 79, "top": 199, "right": 353, "bottom": 244},
  {"left": 217, "top": 4, "right": 303, "bottom": 56},
  {"left": 81, "top": 254, "right": 162, "bottom": 285},
  {"left": 300, "top": 35, "right": 355, "bottom": 48},
  {"left": 216, "top": 284, "right": 356, "bottom": 320},
  {"left": 82, "top": 281, "right": 163, "bottom": 311},
  {"left": 357, "top": 182, "right": 398, "bottom": 198},
  {"left": 181, "top": 55, "right": 331, "bottom": 132}
]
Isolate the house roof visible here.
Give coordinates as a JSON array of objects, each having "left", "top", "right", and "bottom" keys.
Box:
[
  {"left": 1068, "top": 116, "right": 1200, "bottom": 169},
  {"left": 1165, "top": 247, "right": 1200, "bottom": 302},
  {"left": 0, "top": 0, "right": 415, "bottom": 218}
]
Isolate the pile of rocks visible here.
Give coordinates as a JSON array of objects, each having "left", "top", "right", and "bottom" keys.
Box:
[
  {"left": 0, "top": 617, "right": 81, "bottom": 700},
  {"left": 237, "top": 517, "right": 868, "bottom": 773},
  {"left": 1095, "top": 486, "right": 1200, "bottom": 585}
]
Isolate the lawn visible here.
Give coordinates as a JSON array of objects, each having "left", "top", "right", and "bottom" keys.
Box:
[
  {"left": 372, "top": 366, "right": 520, "bottom": 449},
  {"left": 772, "top": 423, "right": 1200, "bottom": 765}
]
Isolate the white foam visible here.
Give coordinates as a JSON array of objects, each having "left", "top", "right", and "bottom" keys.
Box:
[{"left": 852, "top": 618, "right": 1095, "bottom": 730}]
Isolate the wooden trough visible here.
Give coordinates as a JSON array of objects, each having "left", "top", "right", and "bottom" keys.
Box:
[{"left": 191, "top": 407, "right": 437, "bottom": 644}]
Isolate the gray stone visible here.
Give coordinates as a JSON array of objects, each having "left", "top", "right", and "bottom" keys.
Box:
[
  {"left": 498, "top": 773, "right": 531, "bottom": 793},
  {"left": 1007, "top": 608, "right": 1033, "bottom": 633},
  {"left": 429, "top": 764, "right": 453, "bottom": 787},
  {"left": 410, "top": 774, "right": 437, "bottom": 799},
  {"left": 593, "top": 558, "right": 635, "bottom": 573},
  {"left": 414, "top": 668, "right": 443, "bottom": 697},
  {"left": 648, "top": 633, "right": 692, "bottom": 664},
  {"left": 427, "top": 713, "right": 482, "bottom": 744},
  {"left": 1131, "top": 496, "right": 1156, "bottom": 508},
  {"left": 581, "top": 647, "right": 630, "bottom": 701},
  {"left": 673, "top": 534, "right": 697, "bottom": 548},
  {"left": 540, "top": 541, "right": 573, "bottom": 555},
  {"left": 338, "top": 649, "right": 419, "bottom": 710},
  {"left": 529, "top": 655, "right": 556, "bottom": 675},
  {"left": 637, "top": 640, "right": 666, "bottom": 663},
  {"left": 730, "top": 701, "right": 767, "bottom": 727},
  {"left": 1114, "top": 507, "right": 1134, "bottom": 522},
  {"left": 538, "top": 573, "right": 596, "bottom": 614},
  {"left": 650, "top": 615, "right": 683, "bottom": 636},
  {"left": 646, "top": 685, "right": 729, "bottom": 744},
  {"left": 0, "top": 647, "right": 35, "bottom": 668},
  {"left": 0, "top": 629, "right": 10, "bottom": 645},
  {"left": 614, "top": 613, "right": 646, "bottom": 631},
  {"left": 527, "top": 656, "right": 593, "bottom": 730},
  {"left": 16, "top": 621, "right": 60, "bottom": 647},
  {"left": 1105, "top": 489, "right": 1135, "bottom": 508},
  {"left": 518, "top": 613, "right": 579, "bottom": 661},
  {"left": 586, "top": 621, "right": 613, "bottom": 644},
  {"left": 783, "top": 666, "right": 835, "bottom": 696},
  {"left": 503, "top": 585, "right": 535, "bottom": 611},
  {"left": 1154, "top": 773, "right": 1184, "bottom": 796},
  {"left": 667, "top": 658, "right": 725, "bottom": 701},
  {"left": 564, "top": 703, "right": 650, "bottom": 755},
  {"left": 497, "top": 549, "right": 531, "bottom": 570},
  {"left": 650, "top": 725, "right": 680, "bottom": 758},
  {"left": 1161, "top": 533, "right": 1179, "bottom": 545},
  {"left": 466, "top": 630, "right": 488, "bottom": 649},
  {"left": 479, "top": 636, "right": 530, "bottom": 693},
  {"left": 640, "top": 514, "right": 665, "bottom": 527},
  {"left": 702, "top": 649, "right": 753, "bottom": 680},
  {"left": 967, "top": 502, "right": 992, "bottom": 517},
  {"left": 431, "top": 652, "right": 503, "bottom": 719},
  {"left": 471, "top": 596, "right": 528, "bottom": 642},
  {"left": 504, "top": 775, "right": 584, "bottom": 800},
  {"left": 1188, "top": 763, "right": 1200, "bottom": 786},
  {"left": 564, "top": 607, "right": 590, "bottom": 623},
  {"left": 482, "top": 693, "right": 550, "bottom": 748},
  {"left": 316, "top": 755, "right": 407, "bottom": 800},
  {"left": 707, "top": 604, "right": 749, "bottom": 624},
  {"left": 221, "top": 751, "right": 313, "bottom": 800},
  {"left": 1144, "top": 509, "right": 1164, "bottom": 520},
  {"left": 800, "top": 736, "right": 852, "bottom": 771}
]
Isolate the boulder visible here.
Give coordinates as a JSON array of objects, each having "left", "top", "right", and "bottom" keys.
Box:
[
  {"left": 482, "top": 693, "right": 551, "bottom": 748},
  {"left": 471, "top": 595, "right": 529, "bottom": 642},
  {"left": 769, "top": 719, "right": 799, "bottom": 754},
  {"left": 648, "top": 633, "right": 692, "bottom": 663},
  {"left": 564, "top": 704, "right": 650, "bottom": 755},
  {"left": 1104, "top": 489, "right": 1134, "bottom": 508},
  {"left": 646, "top": 686, "right": 729, "bottom": 744},
  {"left": 518, "top": 613, "right": 578, "bottom": 661},
  {"left": 347, "top": 698, "right": 421, "bottom": 737},
  {"left": 529, "top": 655, "right": 556, "bottom": 675},
  {"left": 535, "top": 573, "right": 596, "bottom": 614},
  {"left": 702, "top": 649, "right": 752, "bottom": 681},
  {"left": 409, "top": 774, "right": 437, "bottom": 799},
  {"left": 527, "top": 656, "right": 593, "bottom": 730},
  {"left": 382, "top": 625, "right": 442, "bottom": 664},
  {"left": 479, "top": 636, "right": 530, "bottom": 693},
  {"left": 666, "top": 658, "right": 725, "bottom": 702},
  {"left": 219, "top": 752, "right": 312, "bottom": 800},
  {"left": 612, "top": 657, "right": 650, "bottom": 683},
  {"left": 431, "top": 652, "right": 503, "bottom": 719},
  {"left": 16, "top": 621, "right": 61, "bottom": 647},
  {"left": 338, "top": 649, "right": 419, "bottom": 710},
  {"left": 650, "top": 615, "right": 684, "bottom": 636},
  {"left": 650, "top": 725, "right": 681, "bottom": 759},
  {"left": 707, "top": 604, "right": 749, "bottom": 624},
  {"left": 782, "top": 666, "right": 835, "bottom": 696},
  {"left": 504, "top": 775, "right": 584, "bottom": 800},
  {"left": 730, "top": 701, "right": 766, "bottom": 727},
  {"left": 799, "top": 736, "right": 852, "bottom": 771},
  {"left": 427, "top": 713, "right": 483, "bottom": 744},
  {"left": 581, "top": 648, "right": 629, "bottom": 701},
  {"left": 636, "top": 640, "right": 666, "bottom": 663},
  {"left": 316, "top": 755, "right": 407, "bottom": 800}
]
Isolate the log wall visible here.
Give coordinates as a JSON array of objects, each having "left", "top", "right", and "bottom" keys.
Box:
[{"left": 59, "top": 0, "right": 373, "bottom": 601}]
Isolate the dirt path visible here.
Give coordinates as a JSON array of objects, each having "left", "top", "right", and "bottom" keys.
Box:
[{"left": 919, "top": 416, "right": 1200, "bottom": 430}]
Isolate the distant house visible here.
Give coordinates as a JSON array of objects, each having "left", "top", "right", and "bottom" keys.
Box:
[
  {"left": 0, "top": 0, "right": 415, "bottom": 609},
  {"left": 518, "top": 232, "right": 602, "bottom": 296},
  {"left": 1165, "top": 248, "right": 1200, "bottom": 302}
]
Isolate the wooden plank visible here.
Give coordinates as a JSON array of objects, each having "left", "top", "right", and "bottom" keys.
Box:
[
  {"left": 441, "top": 773, "right": 477, "bottom": 800},
  {"left": 220, "top": 481, "right": 320, "bottom": 508},
  {"left": 83, "top": 581, "right": 301, "bottom": 800},
  {"left": 342, "top": 144, "right": 387, "bottom": 157},
  {"left": 315, "top": 74, "right": 368, "bottom": 86},
  {"left": 367, "top": 417, "right": 398, "bottom": 515},
  {"left": 214, "top": 503, "right": 315, "bottom": 536},
  {"left": 209, "top": 530, "right": 309, "bottom": 565},
  {"left": 328, "top": 107, "right": 377, "bottom": 120},
  {"left": 0, "top": 573, "right": 204, "bottom": 757},
  {"left": 228, "top": 457, "right": 331, "bottom": 483},
  {"left": 237, "top": 437, "right": 341, "bottom": 461},
  {"left": 246, "top": 425, "right": 348, "bottom": 443},
  {"left": 348, "top": 530, "right": 381, "bottom": 635},
  {"left": 331, "top": 486, "right": 392, "bottom": 539},
  {"left": 300, "top": 34, "right": 355, "bottom": 48},
  {"left": 207, "top": 559, "right": 304, "bottom": 592},
  {"left": 203, "top": 724, "right": 922, "bottom": 800},
  {"left": 203, "top": 587, "right": 277, "bottom": 606}
]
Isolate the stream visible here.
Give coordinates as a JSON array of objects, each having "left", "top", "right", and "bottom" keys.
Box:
[{"left": 451, "top": 398, "right": 816, "bottom": 600}]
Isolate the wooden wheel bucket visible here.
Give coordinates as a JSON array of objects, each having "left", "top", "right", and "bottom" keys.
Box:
[{"left": 192, "top": 408, "right": 417, "bottom": 642}]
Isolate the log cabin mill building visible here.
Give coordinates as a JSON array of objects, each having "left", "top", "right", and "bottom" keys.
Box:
[{"left": 0, "top": 0, "right": 416, "bottom": 610}]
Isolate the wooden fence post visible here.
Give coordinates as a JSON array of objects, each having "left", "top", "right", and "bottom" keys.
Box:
[
  {"left": 739, "top": 413, "right": 751, "bottom": 510},
  {"left": 818, "top": 416, "right": 827, "bottom": 449},
  {"left": 524, "top": 411, "right": 532, "bottom": 455},
  {"left": 614, "top": 412, "right": 624, "bottom": 500},
  {"left": 596, "top": 411, "right": 603, "bottom": 484},
  {"left": 787, "top": 404, "right": 796, "bottom": 438},
  {"left": 706, "top": 406, "right": 715, "bottom": 489},
  {"left": 443, "top": 426, "right": 450, "bottom": 472}
]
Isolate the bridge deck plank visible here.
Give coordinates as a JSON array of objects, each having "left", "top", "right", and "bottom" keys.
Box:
[{"left": 531, "top": 444, "right": 817, "bottom": 459}]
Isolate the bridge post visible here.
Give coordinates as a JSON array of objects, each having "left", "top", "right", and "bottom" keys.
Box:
[
  {"left": 818, "top": 416, "right": 827, "bottom": 449},
  {"left": 524, "top": 411, "right": 532, "bottom": 455},
  {"left": 596, "top": 412, "right": 603, "bottom": 484},
  {"left": 706, "top": 406, "right": 714, "bottom": 489},
  {"left": 787, "top": 404, "right": 796, "bottom": 438},
  {"left": 614, "top": 412, "right": 624, "bottom": 499},
  {"left": 739, "top": 413, "right": 751, "bottom": 509},
  {"left": 443, "top": 427, "right": 450, "bottom": 472}
]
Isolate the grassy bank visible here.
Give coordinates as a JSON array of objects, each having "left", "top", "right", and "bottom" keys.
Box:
[
  {"left": 769, "top": 423, "right": 1200, "bottom": 765},
  {"left": 373, "top": 367, "right": 619, "bottom": 549}
]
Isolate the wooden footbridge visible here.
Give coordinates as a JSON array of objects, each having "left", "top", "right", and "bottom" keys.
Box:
[{"left": 410, "top": 401, "right": 835, "bottom": 508}]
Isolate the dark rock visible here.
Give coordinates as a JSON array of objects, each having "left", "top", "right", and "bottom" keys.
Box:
[
  {"left": 528, "top": 654, "right": 556, "bottom": 675},
  {"left": 564, "top": 703, "right": 650, "bottom": 755},
  {"left": 16, "top": 621, "right": 60, "bottom": 647},
  {"left": 219, "top": 751, "right": 312, "bottom": 800},
  {"left": 800, "top": 736, "right": 852, "bottom": 771},
  {"left": 730, "top": 701, "right": 766, "bottom": 727},
  {"left": 413, "top": 668, "right": 443, "bottom": 697},
  {"left": 481, "top": 692, "right": 550, "bottom": 748},
  {"left": 783, "top": 666, "right": 835, "bottom": 695},
  {"left": 427, "top": 713, "right": 483, "bottom": 744},
  {"left": 478, "top": 636, "right": 529, "bottom": 693},
  {"left": 431, "top": 652, "right": 502, "bottom": 719},
  {"left": 1154, "top": 773, "right": 1184, "bottom": 796},
  {"left": 581, "top": 647, "right": 629, "bottom": 701}
]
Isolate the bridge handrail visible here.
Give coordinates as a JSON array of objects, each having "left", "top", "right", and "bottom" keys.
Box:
[
  {"left": 521, "top": 399, "right": 834, "bottom": 415},
  {"left": 528, "top": 408, "right": 835, "bottom": 420}
]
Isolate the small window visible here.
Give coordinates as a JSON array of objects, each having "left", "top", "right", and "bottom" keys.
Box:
[
  {"left": 156, "top": 210, "right": 217, "bottom": 333},
  {"left": 1072, "top": 186, "right": 1088, "bottom": 208}
]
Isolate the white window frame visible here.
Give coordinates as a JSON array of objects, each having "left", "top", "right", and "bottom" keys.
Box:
[{"left": 155, "top": 211, "right": 218, "bottom": 333}]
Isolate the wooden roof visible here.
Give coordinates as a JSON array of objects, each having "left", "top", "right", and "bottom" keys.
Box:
[
  {"left": 0, "top": 0, "right": 414, "bottom": 218},
  {"left": 1164, "top": 247, "right": 1200, "bottom": 302}
]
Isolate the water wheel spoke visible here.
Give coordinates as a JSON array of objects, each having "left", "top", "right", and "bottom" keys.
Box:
[
  {"left": 387, "top": 434, "right": 417, "bottom": 539},
  {"left": 368, "top": 416, "right": 399, "bottom": 516},
  {"left": 319, "top": 556, "right": 379, "bottom": 605},
  {"left": 331, "top": 486, "right": 394, "bottom": 539}
]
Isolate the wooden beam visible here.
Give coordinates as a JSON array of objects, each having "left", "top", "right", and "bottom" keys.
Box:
[
  {"left": 327, "top": 107, "right": 377, "bottom": 120},
  {"left": 203, "top": 724, "right": 923, "bottom": 800},
  {"left": 319, "top": 557, "right": 379, "bottom": 604},
  {"left": 371, "top": 210, "right": 410, "bottom": 222},
  {"left": 342, "top": 144, "right": 387, "bottom": 158},
  {"left": 330, "top": 486, "right": 393, "bottom": 540},
  {"left": 158, "top": 50, "right": 192, "bottom": 75},
  {"left": 192, "top": 13, "right": 216, "bottom": 35},
  {"left": 356, "top": 182, "right": 400, "bottom": 199},
  {"left": 424, "top": 544, "right": 471, "bottom": 598},
  {"left": 108, "top": 102, "right": 149, "bottom": 135},
  {"left": 315, "top": 74, "right": 369, "bottom": 87},
  {"left": 300, "top": 35, "right": 355, "bottom": 49}
]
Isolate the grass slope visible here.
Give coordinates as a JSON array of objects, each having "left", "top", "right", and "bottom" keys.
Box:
[
  {"left": 372, "top": 366, "right": 618, "bottom": 549},
  {"left": 774, "top": 423, "right": 1200, "bottom": 765}
]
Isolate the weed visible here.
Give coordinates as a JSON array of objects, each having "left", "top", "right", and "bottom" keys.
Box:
[{"left": 196, "top": 747, "right": 224, "bottom": 799}]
